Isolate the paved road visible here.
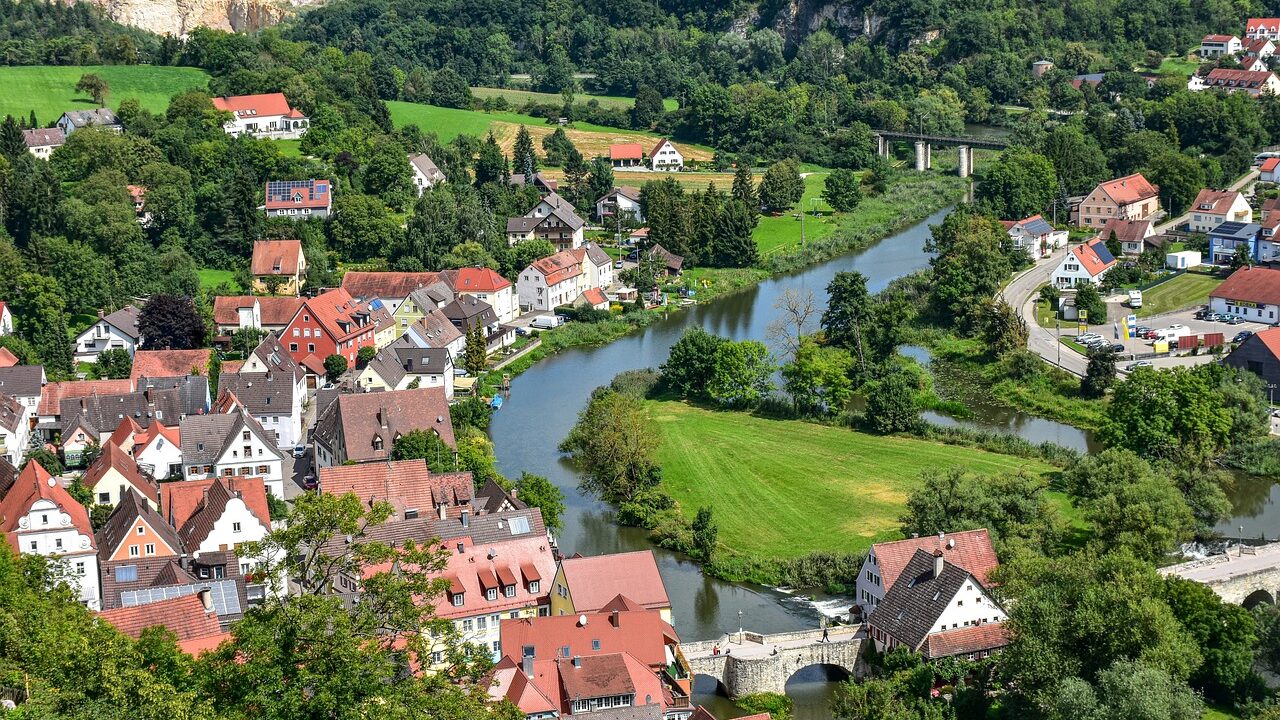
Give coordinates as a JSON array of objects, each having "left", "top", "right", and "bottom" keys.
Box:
[{"left": 999, "top": 247, "right": 1089, "bottom": 377}]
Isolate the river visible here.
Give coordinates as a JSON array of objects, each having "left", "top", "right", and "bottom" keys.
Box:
[{"left": 487, "top": 205, "right": 1276, "bottom": 718}]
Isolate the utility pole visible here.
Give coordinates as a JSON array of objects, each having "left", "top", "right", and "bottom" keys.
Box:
[{"left": 1056, "top": 317, "right": 1061, "bottom": 368}]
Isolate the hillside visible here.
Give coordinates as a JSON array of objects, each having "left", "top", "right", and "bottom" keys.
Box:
[{"left": 0, "top": 66, "right": 210, "bottom": 122}]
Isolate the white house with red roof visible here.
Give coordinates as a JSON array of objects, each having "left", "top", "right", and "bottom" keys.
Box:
[
  {"left": 1097, "top": 218, "right": 1154, "bottom": 256},
  {"left": 1244, "top": 36, "right": 1277, "bottom": 62},
  {"left": 1261, "top": 157, "right": 1280, "bottom": 184},
  {"left": 264, "top": 179, "right": 332, "bottom": 220},
  {"left": 1189, "top": 189, "right": 1253, "bottom": 233},
  {"left": 649, "top": 139, "right": 684, "bottom": 171},
  {"left": 211, "top": 93, "right": 309, "bottom": 139},
  {"left": 1, "top": 461, "right": 100, "bottom": 609},
  {"left": 519, "top": 250, "right": 587, "bottom": 313},
  {"left": 1194, "top": 68, "right": 1280, "bottom": 95},
  {"left": 1247, "top": 17, "right": 1280, "bottom": 40},
  {"left": 446, "top": 267, "right": 518, "bottom": 323},
  {"left": 854, "top": 529, "right": 999, "bottom": 612},
  {"left": 1210, "top": 266, "right": 1280, "bottom": 323},
  {"left": 609, "top": 143, "right": 644, "bottom": 169},
  {"left": 1072, "top": 173, "right": 1160, "bottom": 229},
  {"left": 1002, "top": 215, "right": 1067, "bottom": 262},
  {"left": 550, "top": 550, "right": 672, "bottom": 624},
  {"left": 1052, "top": 237, "right": 1117, "bottom": 288},
  {"left": 1201, "top": 34, "right": 1242, "bottom": 57},
  {"left": 160, "top": 476, "right": 273, "bottom": 568}
]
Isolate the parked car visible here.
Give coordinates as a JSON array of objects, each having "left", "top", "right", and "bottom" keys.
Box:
[
  {"left": 515, "top": 327, "right": 529, "bottom": 336},
  {"left": 1205, "top": 313, "right": 1225, "bottom": 322},
  {"left": 1194, "top": 308, "right": 1210, "bottom": 320},
  {"left": 1233, "top": 330, "right": 1254, "bottom": 343},
  {"left": 1108, "top": 343, "right": 1126, "bottom": 352},
  {"left": 1227, "top": 315, "right": 1244, "bottom": 325},
  {"left": 302, "top": 474, "right": 318, "bottom": 490},
  {"left": 292, "top": 444, "right": 306, "bottom": 458},
  {"left": 1125, "top": 361, "right": 1154, "bottom": 371},
  {"left": 530, "top": 314, "right": 565, "bottom": 329},
  {"left": 614, "top": 260, "right": 624, "bottom": 269},
  {"left": 1134, "top": 326, "right": 1151, "bottom": 336},
  {"left": 1077, "top": 333, "right": 1103, "bottom": 343}
]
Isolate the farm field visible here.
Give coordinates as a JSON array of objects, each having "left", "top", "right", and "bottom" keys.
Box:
[
  {"left": 650, "top": 399, "right": 1066, "bottom": 559},
  {"left": 0, "top": 65, "right": 210, "bottom": 122},
  {"left": 469, "top": 86, "right": 678, "bottom": 111}
]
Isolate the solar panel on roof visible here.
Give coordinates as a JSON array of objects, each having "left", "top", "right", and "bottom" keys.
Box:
[{"left": 120, "top": 579, "right": 242, "bottom": 616}]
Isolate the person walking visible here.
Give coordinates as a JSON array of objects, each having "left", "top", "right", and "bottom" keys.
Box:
[{"left": 821, "top": 626, "right": 829, "bottom": 643}]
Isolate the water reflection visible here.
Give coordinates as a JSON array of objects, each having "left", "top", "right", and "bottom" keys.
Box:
[{"left": 1217, "top": 474, "right": 1280, "bottom": 542}]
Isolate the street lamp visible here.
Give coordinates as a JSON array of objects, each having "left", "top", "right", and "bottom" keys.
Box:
[{"left": 737, "top": 609, "right": 744, "bottom": 644}]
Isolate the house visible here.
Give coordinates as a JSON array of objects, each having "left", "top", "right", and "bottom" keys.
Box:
[
  {"left": 57, "top": 108, "right": 121, "bottom": 136},
  {"left": 1195, "top": 68, "right": 1280, "bottom": 95},
  {"left": 81, "top": 440, "right": 160, "bottom": 509},
  {"left": 409, "top": 153, "right": 446, "bottom": 194},
  {"left": 507, "top": 193, "right": 586, "bottom": 251},
  {"left": 95, "top": 488, "right": 187, "bottom": 608},
  {"left": 264, "top": 179, "right": 332, "bottom": 220},
  {"left": 1210, "top": 266, "right": 1280, "bottom": 323},
  {"left": 442, "top": 267, "right": 518, "bottom": 324},
  {"left": 443, "top": 296, "right": 513, "bottom": 352},
  {"left": 358, "top": 341, "right": 455, "bottom": 397},
  {"left": 510, "top": 172, "right": 559, "bottom": 194},
  {"left": 1243, "top": 55, "right": 1271, "bottom": 72},
  {"left": 640, "top": 244, "right": 684, "bottom": 279},
  {"left": 1070, "top": 72, "right": 1105, "bottom": 91},
  {"left": 160, "top": 476, "right": 274, "bottom": 583},
  {"left": 179, "top": 409, "right": 287, "bottom": 500},
  {"left": 211, "top": 93, "right": 308, "bottom": 139},
  {"left": 1244, "top": 37, "right": 1276, "bottom": 62},
  {"left": 489, "top": 653, "right": 670, "bottom": 720},
  {"left": 341, "top": 271, "right": 440, "bottom": 315},
  {"left": 475, "top": 477, "right": 528, "bottom": 516},
  {"left": 0, "top": 393, "right": 29, "bottom": 466},
  {"left": 1052, "top": 238, "right": 1117, "bottom": 288},
  {"left": 575, "top": 288, "right": 610, "bottom": 311},
  {"left": 1227, "top": 327, "right": 1280, "bottom": 389},
  {"left": 317, "top": 459, "right": 473, "bottom": 522},
  {"left": 23, "top": 127, "right": 64, "bottom": 159},
  {"left": 0, "top": 302, "right": 10, "bottom": 336},
  {"left": 866, "top": 549, "right": 1008, "bottom": 661},
  {"left": 549, "top": 550, "right": 672, "bottom": 624},
  {"left": 1097, "top": 218, "right": 1155, "bottom": 256},
  {"left": 1263, "top": 158, "right": 1280, "bottom": 184},
  {"left": 1207, "top": 221, "right": 1265, "bottom": 265},
  {"left": 217, "top": 370, "right": 303, "bottom": 449},
  {"left": 1189, "top": 189, "right": 1252, "bottom": 233},
  {"left": 281, "top": 288, "right": 390, "bottom": 370},
  {"left": 0, "top": 365, "right": 45, "bottom": 418},
  {"left": 609, "top": 143, "right": 645, "bottom": 169},
  {"left": 212, "top": 296, "right": 303, "bottom": 336},
  {"left": 37, "top": 378, "right": 132, "bottom": 428},
  {"left": 575, "top": 243, "right": 615, "bottom": 290},
  {"left": 1071, "top": 173, "right": 1160, "bottom": 229},
  {"left": 395, "top": 281, "right": 456, "bottom": 332},
  {"left": 1247, "top": 17, "right": 1280, "bottom": 40},
  {"left": 1002, "top": 215, "right": 1067, "bottom": 261},
  {"left": 1, "top": 461, "right": 100, "bottom": 609},
  {"left": 854, "top": 529, "right": 1000, "bottom": 611},
  {"left": 56, "top": 384, "right": 201, "bottom": 466},
  {"left": 311, "top": 386, "right": 455, "bottom": 467},
  {"left": 403, "top": 309, "right": 467, "bottom": 360},
  {"left": 1265, "top": 197, "right": 1280, "bottom": 222},
  {"left": 131, "top": 350, "right": 211, "bottom": 383},
  {"left": 649, "top": 139, "right": 684, "bottom": 172},
  {"left": 519, "top": 250, "right": 586, "bottom": 313},
  {"left": 1200, "top": 34, "right": 1242, "bottom": 57},
  {"left": 249, "top": 239, "right": 306, "bottom": 295},
  {"left": 73, "top": 306, "right": 141, "bottom": 363},
  {"left": 596, "top": 186, "right": 644, "bottom": 224},
  {"left": 98, "top": 591, "right": 230, "bottom": 656},
  {"left": 105, "top": 417, "right": 183, "bottom": 481}
]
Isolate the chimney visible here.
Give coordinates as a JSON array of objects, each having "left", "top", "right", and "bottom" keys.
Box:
[
  {"left": 932, "top": 549, "right": 944, "bottom": 579},
  {"left": 522, "top": 656, "right": 534, "bottom": 678},
  {"left": 98, "top": 308, "right": 105, "bottom": 319},
  {"left": 438, "top": 503, "right": 446, "bottom": 520},
  {"left": 197, "top": 588, "right": 214, "bottom": 612},
  {"left": 461, "top": 510, "right": 470, "bottom": 527},
  {"left": 610, "top": 610, "right": 620, "bottom": 628}
]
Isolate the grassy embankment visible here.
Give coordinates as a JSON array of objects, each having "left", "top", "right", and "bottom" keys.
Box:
[
  {"left": 468, "top": 86, "right": 678, "bottom": 112},
  {"left": 651, "top": 399, "right": 1067, "bottom": 560},
  {"left": 1136, "top": 272, "right": 1223, "bottom": 318},
  {"left": 0, "top": 65, "right": 210, "bottom": 121}
]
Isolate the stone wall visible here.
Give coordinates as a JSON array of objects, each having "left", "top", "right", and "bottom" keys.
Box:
[{"left": 688, "top": 635, "right": 865, "bottom": 698}]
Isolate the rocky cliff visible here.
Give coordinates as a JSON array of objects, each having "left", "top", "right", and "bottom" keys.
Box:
[{"left": 83, "top": 0, "right": 299, "bottom": 36}]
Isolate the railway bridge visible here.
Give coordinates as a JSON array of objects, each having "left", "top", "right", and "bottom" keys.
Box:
[{"left": 872, "top": 130, "right": 1009, "bottom": 176}]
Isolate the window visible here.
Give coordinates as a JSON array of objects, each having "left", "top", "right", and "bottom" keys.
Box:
[
  {"left": 486, "top": 588, "right": 497, "bottom": 601},
  {"left": 404, "top": 509, "right": 419, "bottom": 520},
  {"left": 75, "top": 561, "right": 85, "bottom": 576},
  {"left": 476, "top": 616, "right": 487, "bottom": 630},
  {"left": 28, "top": 541, "right": 35, "bottom": 551},
  {"left": 592, "top": 639, "right": 601, "bottom": 651},
  {"left": 98, "top": 492, "right": 111, "bottom": 503},
  {"left": 223, "top": 469, "right": 234, "bottom": 477},
  {"left": 529, "top": 580, "right": 540, "bottom": 594},
  {"left": 55, "top": 538, "right": 62, "bottom": 549},
  {"left": 242, "top": 431, "right": 251, "bottom": 441},
  {"left": 233, "top": 522, "right": 242, "bottom": 533},
  {"left": 116, "top": 565, "right": 137, "bottom": 582},
  {"left": 290, "top": 343, "right": 298, "bottom": 352},
  {"left": 40, "top": 514, "right": 47, "bottom": 525},
  {"left": 240, "top": 466, "right": 251, "bottom": 475},
  {"left": 510, "top": 611, "right": 519, "bottom": 619},
  {"left": 293, "top": 328, "right": 300, "bottom": 337},
  {"left": 257, "top": 465, "right": 269, "bottom": 474},
  {"left": 308, "top": 344, "right": 315, "bottom": 353},
  {"left": 452, "top": 593, "right": 464, "bottom": 607},
  {"left": 136, "top": 526, "right": 145, "bottom": 536},
  {"left": 129, "top": 545, "right": 139, "bottom": 557},
  {"left": 144, "top": 543, "right": 155, "bottom": 555},
  {"left": 462, "top": 619, "right": 473, "bottom": 632},
  {"left": 372, "top": 437, "right": 383, "bottom": 451},
  {"left": 504, "top": 585, "right": 516, "bottom": 598}
]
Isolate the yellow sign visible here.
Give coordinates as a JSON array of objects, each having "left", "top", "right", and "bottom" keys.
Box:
[
  {"left": 1077, "top": 309, "right": 1088, "bottom": 335},
  {"left": 1153, "top": 341, "right": 1169, "bottom": 353}
]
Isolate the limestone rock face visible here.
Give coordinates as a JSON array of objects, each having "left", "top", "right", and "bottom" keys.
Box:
[{"left": 82, "top": 0, "right": 305, "bottom": 36}]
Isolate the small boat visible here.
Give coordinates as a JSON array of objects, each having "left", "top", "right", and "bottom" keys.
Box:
[{"left": 490, "top": 395, "right": 504, "bottom": 410}]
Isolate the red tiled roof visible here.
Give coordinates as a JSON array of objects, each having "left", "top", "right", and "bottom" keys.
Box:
[
  {"left": 1243, "top": 37, "right": 1274, "bottom": 55},
  {"left": 870, "top": 529, "right": 999, "bottom": 591},
  {"left": 1097, "top": 173, "right": 1158, "bottom": 206},
  {"left": 1251, "top": 327, "right": 1280, "bottom": 358},
  {"left": 98, "top": 592, "right": 223, "bottom": 642},
  {"left": 131, "top": 349, "right": 210, "bottom": 381},
  {"left": 1203, "top": 34, "right": 1238, "bottom": 42},
  {"left": 81, "top": 441, "right": 160, "bottom": 505},
  {"left": 559, "top": 550, "right": 670, "bottom": 613},
  {"left": 649, "top": 138, "right": 675, "bottom": 160},
  {"left": 530, "top": 251, "right": 583, "bottom": 286},
  {"left": 579, "top": 288, "right": 608, "bottom": 306},
  {"left": 318, "top": 460, "right": 473, "bottom": 520},
  {"left": 1263, "top": 158, "right": 1280, "bottom": 173},
  {"left": 161, "top": 476, "right": 271, "bottom": 535},
  {"left": 251, "top": 239, "right": 304, "bottom": 276},
  {"left": 1211, "top": 266, "right": 1280, "bottom": 307},
  {"left": 296, "top": 288, "right": 386, "bottom": 344},
  {"left": 609, "top": 143, "right": 644, "bottom": 160},
  {"left": 39, "top": 379, "right": 134, "bottom": 417},
  {"left": 490, "top": 657, "right": 560, "bottom": 715},
  {"left": 500, "top": 608, "right": 679, "bottom": 668},
  {"left": 923, "top": 623, "right": 1010, "bottom": 659},
  {"left": 126, "top": 184, "right": 146, "bottom": 204},
  {"left": 1247, "top": 18, "right": 1280, "bottom": 32},
  {"left": 0, "top": 348, "right": 16, "bottom": 368},
  {"left": 451, "top": 267, "right": 512, "bottom": 293},
  {"left": 0, "top": 462, "right": 94, "bottom": 552},
  {"left": 1191, "top": 189, "right": 1241, "bottom": 215},
  {"left": 106, "top": 416, "right": 144, "bottom": 451},
  {"left": 558, "top": 653, "right": 658, "bottom": 704},
  {"left": 212, "top": 296, "right": 304, "bottom": 327},
  {"left": 211, "top": 93, "right": 294, "bottom": 118},
  {"left": 264, "top": 180, "right": 330, "bottom": 211},
  {"left": 424, "top": 531, "right": 557, "bottom": 621},
  {"left": 341, "top": 271, "right": 440, "bottom": 301},
  {"left": 1204, "top": 68, "right": 1276, "bottom": 88},
  {"left": 1073, "top": 238, "right": 1117, "bottom": 278}
]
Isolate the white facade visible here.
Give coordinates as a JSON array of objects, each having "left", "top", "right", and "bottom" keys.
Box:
[
  {"left": 1189, "top": 193, "right": 1253, "bottom": 233},
  {"left": 73, "top": 319, "right": 138, "bottom": 363},
  {"left": 135, "top": 433, "right": 183, "bottom": 481},
  {"left": 1210, "top": 294, "right": 1280, "bottom": 323},
  {"left": 189, "top": 494, "right": 272, "bottom": 561},
  {"left": 595, "top": 192, "right": 644, "bottom": 223},
  {"left": 650, "top": 140, "right": 684, "bottom": 171},
  {"left": 0, "top": 305, "right": 10, "bottom": 336},
  {"left": 1051, "top": 244, "right": 1112, "bottom": 288},
  {"left": 928, "top": 579, "right": 1006, "bottom": 634},
  {"left": 1200, "top": 35, "right": 1243, "bottom": 57},
  {"left": 15, "top": 497, "right": 99, "bottom": 609},
  {"left": 0, "top": 405, "right": 30, "bottom": 467},
  {"left": 855, "top": 547, "right": 889, "bottom": 609},
  {"left": 214, "top": 432, "right": 285, "bottom": 501},
  {"left": 518, "top": 268, "right": 584, "bottom": 314},
  {"left": 459, "top": 285, "right": 517, "bottom": 325},
  {"left": 581, "top": 252, "right": 614, "bottom": 291},
  {"left": 1007, "top": 226, "right": 1068, "bottom": 262}
]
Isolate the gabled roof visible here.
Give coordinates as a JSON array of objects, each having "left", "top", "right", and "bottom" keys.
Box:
[
  {"left": 558, "top": 550, "right": 670, "bottom": 613},
  {"left": 599, "top": 186, "right": 642, "bottom": 204},
  {"left": 500, "top": 608, "right": 680, "bottom": 669},
  {"left": 341, "top": 271, "right": 440, "bottom": 302},
  {"left": 575, "top": 242, "right": 612, "bottom": 269},
  {"left": 579, "top": 288, "right": 609, "bottom": 306},
  {"left": 1192, "top": 189, "right": 1243, "bottom": 215},
  {"left": 0, "top": 393, "right": 24, "bottom": 433},
  {"left": 1203, "top": 34, "right": 1239, "bottom": 42},
  {"left": 923, "top": 623, "right": 1010, "bottom": 659},
  {"left": 1098, "top": 218, "right": 1153, "bottom": 244},
  {"left": 407, "top": 309, "right": 464, "bottom": 350},
  {"left": 539, "top": 193, "right": 586, "bottom": 231},
  {"left": 365, "top": 341, "right": 452, "bottom": 388},
  {"left": 240, "top": 333, "right": 304, "bottom": 382},
  {"left": 23, "top": 127, "right": 64, "bottom": 148},
  {"left": 645, "top": 244, "right": 684, "bottom": 272},
  {"left": 1263, "top": 158, "right": 1280, "bottom": 174},
  {"left": 610, "top": 143, "right": 644, "bottom": 160},
  {"left": 0, "top": 348, "right": 16, "bottom": 368},
  {"left": 212, "top": 296, "right": 304, "bottom": 327},
  {"left": 0, "top": 365, "right": 45, "bottom": 398},
  {"left": 869, "top": 529, "right": 1000, "bottom": 590},
  {"left": 489, "top": 656, "right": 560, "bottom": 716},
  {"left": 507, "top": 216, "right": 540, "bottom": 234},
  {"left": 98, "top": 591, "right": 224, "bottom": 641},
  {"left": 449, "top": 267, "right": 512, "bottom": 294},
  {"left": 1006, "top": 215, "right": 1054, "bottom": 236},
  {"left": 529, "top": 250, "right": 584, "bottom": 286},
  {"left": 408, "top": 153, "right": 445, "bottom": 182},
  {"left": 407, "top": 281, "right": 456, "bottom": 312},
  {"left": 81, "top": 442, "right": 160, "bottom": 505},
  {"left": 211, "top": 93, "right": 295, "bottom": 118},
  {"left": 59, "top": 387, "right": 185, "bottom": 437},
  {"left": 649, "top": 138, "right": 678, "bottom": 159},
  {"left": 510, "top": 172, "right": 558, "bottom": 190},
  {"left": 264, "top": 180, "right": 330, "bottom": 210},
  {"left": 251, "top": 239, "right": 304, "bottom": 276},
  {"left": 1247, "top": 17, "right": 1280, "bottom": 33},
  {"left": 474, "top": 477, "right": 527, "bottom": 515},
  {"left": 1211, "top": 266, "right": 1280, "bottom": 306},
  {"left": 294, "top": 288, "right": 386, "bottom": 343},
  {"left": 96, "top": 305, "right": 141, "bottom": 340},
  {"left": 312, "top": 387, "right": 456, "bottom": 462},
  {"left": 60, "top": 108, "right": 119, "bottom": 128},
  {"left": 131, "top": 350, "right": 210, "bottom": 382},
  {"left": 96, "top": 488, "right": 182, "bottom": 562},
  {"left": 1095, "top": 173, "right": 1158, "bottom": 206},
  {"left": 1241, "top": 327, "right": 1280, "bottom": 359},
  {"left": 1071, "top": 238, "right": 1117, "bottom": 278},
  {"left": 0, "top": 458, "right": 16, "bottom": 499},
  {"left": 0, "top": 462, "right": 94, "bottom": 551},
  {"left": 443, "top": 296, "right": 497, "bottom": 329},
  {"left": 1243, "top": 37, "right": 1275, "bottom": 55},
  {"left": 179, "top": 410, "right": 282, "bottom": 466},
  {"left": 318, "top": 459, "right": 472, "bottom": 520},
  {"left": 1204, "top": 68, "right": 1277, "bottom": 88},
  {"left": 867, "top": 549, "right": 982, "bottom": 652},
  {"left": 217, "top": 372, "right": 295, "bottom": 418},
  {"left": 1209, "top": 221, "right": 1260, "bottom": 241},
  {"left": 161, "top": 477, "right": 271, "bottom": 549}
]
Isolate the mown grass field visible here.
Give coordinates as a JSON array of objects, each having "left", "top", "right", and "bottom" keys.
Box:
[
  {"left": 0, "top": 65, "right": 210, "bottom": 122},
  {"left": 650, "top": 399, "right": 1062, "bottom": 559},
  {"left": 469, "top": 86, "right": 678, "bottom": 112},
  {"left": 387, "top": 101, "right": 714, "bottom": 161},
  {"left": 755, "top": 171, "right": 835, "bottom": 255},
  {"left": 1156, "top": 56, "right": 1201, "bottom": 78},
  {"left": 1136, "top": 272, "right": 1223, "bottom": 318},
  {"left": 198, "top": 268, "right": 240, "bottom": 292}
]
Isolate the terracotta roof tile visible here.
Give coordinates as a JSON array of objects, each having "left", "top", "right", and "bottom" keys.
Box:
[
  {"left": 341, "top": 271, "right": 441, "bottom": 301},
  {"left": 212, "top": 296, "right": 304, "bottom": 327},
  {"left": 264, "top": 180, "right": 330, "bottom": 211},
  {"left": 451, "top": 267, "right": 512, "bottom": 293},
  {"left": 500, "top": 609, "right": 679, "bottom": 668},
  {"left": 211, "top": 93, "right": 294, "bottom": 118},
  {"left": 869, "top": 529, "right": 1000, "bottom": 590},
  {"left": 1072, "top": 238, "right": 1117, "bottom": 278},
  {"left": 39, "top": 380, "right": 134, "bottom": 417},
  {"left": 610, "top": 143, "right": 644, "bottom": 161},
  {"left": 131, "top": 350, "right": 210, "bottom": 381},
  {"left": 923, "top": 623, "right": 1010, "bottom": 659},
  {"left": 0, "top": 462, "right": 94, "bottom": 552},
  {"left": 81, "top": 441, "right": 160, "bottom": 505},
  {"left": 98, "top": 592, "right": 223, "bottom": 643},
  {"left": 1212, "top": 266, "right": 1280, "bottom": 307},
  {"left": 530, "top": 250, "right": 584, "bottom": 286},
  {"left": 95, "top": 488, "right": 182, "bottom": 562},
  {"left": 251, "top": 239, "right": 304, "bottom": 276},
  {"left": 161, "top": 477, "right": 271, "bottom": 543},
  {"left": 1097, "top": 173, "right": 1158, "bottom": 206},
  {"left": 312, "top": 387, "right": 455, "bottom": 462},
  {"left": 318, "top": 460, "right": 473, "bottom": 520},
  {"left": 0, "top": 348, "right": 16, "bottom": 368},
  {"left": 559, "top": 550, "right": 670, "bottom": 613},
  {"left": 1191, "top": 189, "right": 1242, "bottom": 215}
]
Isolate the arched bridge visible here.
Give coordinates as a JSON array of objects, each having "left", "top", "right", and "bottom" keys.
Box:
[
  {"left": 872, "top": 130, "right": 1009, "bottom": 176},
  {"left": 1159, "top": 541, "right": 1280, "bottom": 607},
  {"left": 683, "top": 626, "right": 866, "bottom": 698}
]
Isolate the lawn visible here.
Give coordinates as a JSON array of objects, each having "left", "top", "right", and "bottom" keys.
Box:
[
  {"left": 1156, "top": 56, "right": 1202, "bottom": 78},
  {"left": 1136, "top": 272, "right": 1223, "bottom": 318},
  {"left": 198, "top": 268, "right": 241, "bottom": 292},
  {"left": 755, "top": 171, "right": 835, "bottom": 256},
  {"left": 0, "top": 65, "right": 210, "bottom": 123},
  {"left": 469, "top": 86, "right": 678, "bottom": 112},
  {"left": 650, "top": 399, "right": 1060, "bottom": 560},
  {"left": 273, "top": 139, "right": 303, "bottom": 157}
]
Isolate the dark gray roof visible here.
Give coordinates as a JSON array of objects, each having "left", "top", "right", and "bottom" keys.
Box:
[
  {"left": 136, "top": 375, "right": 209, "bottom": 416},
  {"left": 507, "top": 216, "right": 539, "bottom": 233},
  {"left": 218, "top": 372, "right": 295, "bottom": 416},
  {"left": 0, "top": 365, "right": 45, "bottom": 399},
  {"left": 475, "top": 478, "right": 527, "bottom": 515},
  {"left": 179, "top": 410, "right": 282, "bottom": 466},
  {"left": 1021, "top": 217, "right": 1055, "bottom": 236},
  {"left": 60, "top": 387, "right": 183, "bottom": 437},
  {"left": 582, "top": 242, "right": 612, "bottom": 268},
  {"left": 366, "top": 341, "right": 452, "bottom": 388},
  {"left": 541, "top": 193, "right": 585, "bottom": 231},
  {"left": 244, "top": 333, "right": 304, "bottom": 383},
  {"left": 101, "top": 556, "right": 191, "bottom": 610},
  {"left": 443, "top": 296, "right": 497, "bottom": 329},
  {"left": 1210, "top": 221, "right": 1261, "bottom": 241},
  {"left": 101, "top": 306, "right": 141, "bottom": 340},
  {"left": 0, "top": 458, "right": 16, "bottom": 498},
  {"left": 867, "top": 549, "right": 978, "bottom": 652},
  {"left": 409, "top": 309, "right": 463, "bottom": 350},
  {"left": 0, "top": 393, "right": 23, "bottom": 433},
  {"left": 61, "top": 108, "right": 120, "bottom": 128},
  {"left": 316, "top": 507, "right": 546, "bottom": 558}
]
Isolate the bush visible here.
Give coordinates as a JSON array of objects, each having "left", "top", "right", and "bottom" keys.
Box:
[
  {"left": 609, "top": 368, "right": 662, "bottom": 398},
  {"left": 736, "top": 693, "right": 793, "bottom": 720}
]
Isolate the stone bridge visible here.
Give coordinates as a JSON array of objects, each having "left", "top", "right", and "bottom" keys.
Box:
[
  {"left": 1159, "top": 541, "right": 1280, "bottom": 607},
  {"left": 683, "top": 626, "right": 867, "bottom": 698}
]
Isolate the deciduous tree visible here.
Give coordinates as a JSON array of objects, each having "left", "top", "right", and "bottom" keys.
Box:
[
  {"left": 822, "top": 168, "right": 863, "bottom": 212},
  {"left": 759, "top": 158, "right": 804, "bottom": 212},
  {"left": 139, "top": 294, "right": 205, "bottom": 350},
  {"left": 513, "top": 472, "right": 566, "bottom": 531}
]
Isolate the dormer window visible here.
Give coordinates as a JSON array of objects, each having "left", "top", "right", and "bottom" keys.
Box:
[
  {"left": 452, "top": 592, "right": 464, "bottom": 607},
  {"left": 504, "top": 584, "right": 516, "bottom": 598},
  {"left": 372, "top": 436, "right": 383, "bottom": 451},
  {"left": 486, "top": 588, "right": 497, "bottom": 601}
]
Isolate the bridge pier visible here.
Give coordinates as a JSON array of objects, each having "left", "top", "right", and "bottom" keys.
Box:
[
  {"left": 914, "top": 141, "right": 929, "bottom": 171},
  {"left": 685, "top": 628, "right": 867, "bottom": 699},
  {"left": 958, "top": 145, "right": 973, "bottom": 178},
  {"left": 877, "top": 134, "right": 888, "bottom": 158}
]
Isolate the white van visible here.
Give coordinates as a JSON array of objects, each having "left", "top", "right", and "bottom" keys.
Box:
[
  {"left": 1128, "top": 290, "right": 1143, "bottom": 308},
  {"left": 530, "top": 314, "right": 565, "bottom": 330}
]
